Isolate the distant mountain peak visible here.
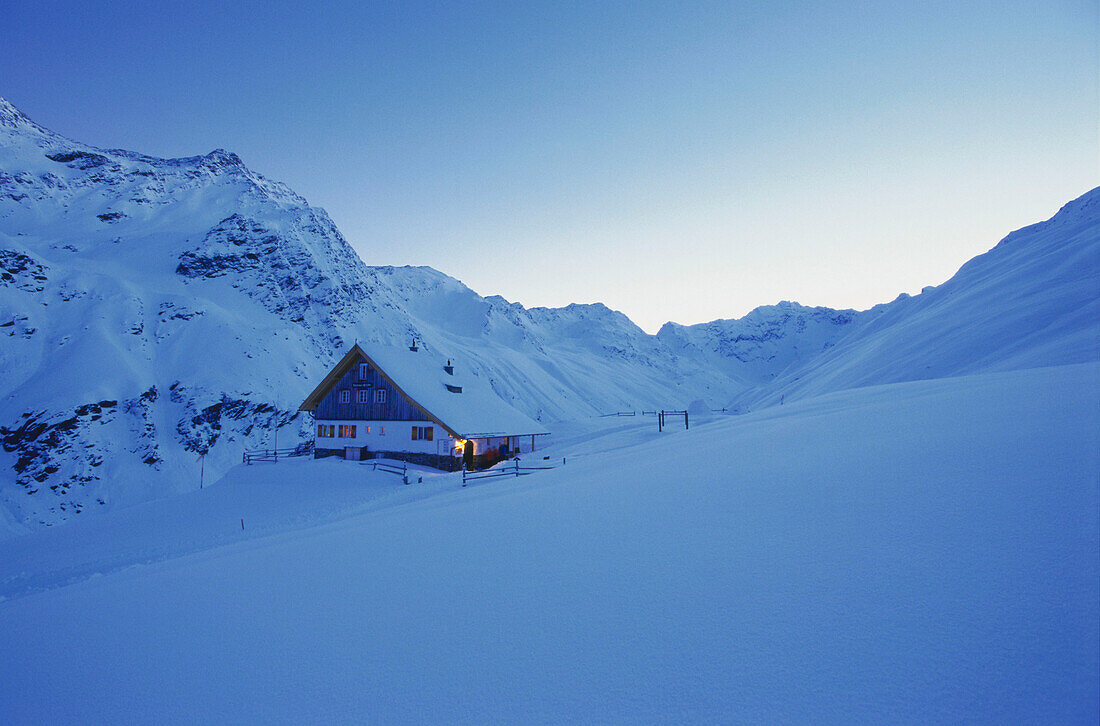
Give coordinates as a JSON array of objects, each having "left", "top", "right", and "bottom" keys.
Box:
[
  {"left": 0, "top": 96, "right": 55, "bottom": 138},
  {"left": 0, "top": 96, "right": 29, "bottom": 126},
  {"left": 199, "top": 148, "right": 245, "bottom": 169}
]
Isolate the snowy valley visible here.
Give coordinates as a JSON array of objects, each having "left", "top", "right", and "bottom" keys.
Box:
[
  {"left": 2, "top": 96, "right": 1096, "bottom": 529},
  {"left": 1, "top": 93, "right": 1097, "bottom": 722}
]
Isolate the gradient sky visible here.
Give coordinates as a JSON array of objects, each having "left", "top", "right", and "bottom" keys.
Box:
[{"left": 2, "top": 1, "right": 1097, "bottom": 332}]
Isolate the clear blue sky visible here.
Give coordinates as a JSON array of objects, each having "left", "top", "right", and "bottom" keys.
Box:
[{"left": 2, "top": 1, "right": 1096, "bottom": 332}]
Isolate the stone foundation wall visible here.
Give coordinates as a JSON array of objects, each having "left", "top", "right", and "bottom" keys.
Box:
[{"left": 370, "top": 450, "right": 459, "bottom": 471}]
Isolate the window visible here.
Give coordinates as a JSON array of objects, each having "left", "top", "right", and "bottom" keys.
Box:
[
  {"left": 375, "top": 389, "right": 386, "bottom": 404},
  {"left": 319, "top": 424, "right": 335, "bottom": 438},
  {"left": 339, "top": 390, "right": 350, "bottom": 404},
  {"left": 365, "top": 425, "right": 371, "bottom": 434},
  {"left": 380, "top": 426, "right": 385, "bottom": 435},
  {"left": 317, "top": 424, "right": 325, "bottom": 437},
  {"left": 358, "top": 363, "right": 369, "bottom": 381},
  {"left": 338, "top": 425, "right": 356, "bottom": 438},
  {"left": 411, "top": 426, "right": 419, "bottom": 441},
  {"left": 357, "top": 389, "right": 370, "bottom": 403},
  {"left": 425, "top": 426, "right": 433, "bottom": 441},
  {"left": 412, "top": 426, "right": 434, "bottom": 441}
]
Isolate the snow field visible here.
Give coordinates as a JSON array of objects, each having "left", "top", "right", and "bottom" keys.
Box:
[{"left": 0, "top": 362, "right": 1096, "bottom": 723}]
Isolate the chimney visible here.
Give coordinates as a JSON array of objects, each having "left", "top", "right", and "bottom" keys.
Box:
[{"left": 443, "top": 359, "right": 454, "bottom": 375}]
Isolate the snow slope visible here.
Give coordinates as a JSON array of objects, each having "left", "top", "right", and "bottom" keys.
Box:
[
  {"left": 1, "top": 363, "right": 1096, "bottom": 723},
  {"left": 730, "top": 188, "right": 1100, "bottom": 408}
]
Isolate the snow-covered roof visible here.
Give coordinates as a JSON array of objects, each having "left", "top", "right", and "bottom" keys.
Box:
[{"left": 300, "top": 343, "right": 549, "bottom": 439}]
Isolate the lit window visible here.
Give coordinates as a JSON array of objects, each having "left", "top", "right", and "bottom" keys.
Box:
[
  {"left": 366, "top": 425, "right": 371, "bottom": 434},
  {"left": 375, "top": 389, "right": 386, "bottom": 404},
  {"left": 339, "top": 390, "right": 350, "bottom": 404},
  {"left": 357, "top": 389, "right": 370, "bottom": 403},
  {"left": 425, "top": 426, "right": 433, "bottom": 441},
  {"left": 380, "top": 426, "right": 385, "bottom": 435},
  {"left": 411, "top": 426, "right": 419, "bottom": 441},
  {"left": 317, "top": 424, "right": 324, "bottom": 437}
]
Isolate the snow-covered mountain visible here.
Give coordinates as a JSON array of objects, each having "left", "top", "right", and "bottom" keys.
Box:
[
  {"left": 1, "top": 94, "right": 1096, "bottom": 529},
  {"left": 728, "top": 188, "right": 1100, "bottom": 410},
  {"left": 0, "top": 97, "right": 738, "bottom": 527},
  {"left": 657, "top": 301, "right": 873, "bottom": 401}
]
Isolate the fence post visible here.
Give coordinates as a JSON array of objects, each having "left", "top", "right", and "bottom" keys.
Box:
[
  {"left": 462, "top": 464, "right": 467, "bottom": 487},
  {"left": 403, "top": 461, "right": 409, "bottom": 485},
  {"left": 685, "top": 411, "right": 689, "bottom": 430},
  {"left": 515, "top": 458, "right": 520, "bottom": 477}
]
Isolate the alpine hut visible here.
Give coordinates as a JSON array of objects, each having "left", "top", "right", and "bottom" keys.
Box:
[{"left": 299, "top": 343, "right": 550, "bottom": 470}]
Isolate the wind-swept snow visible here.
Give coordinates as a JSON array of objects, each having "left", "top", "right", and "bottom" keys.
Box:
[{"left": 1, "top": 363, "right": 1096, "bottom": 723}]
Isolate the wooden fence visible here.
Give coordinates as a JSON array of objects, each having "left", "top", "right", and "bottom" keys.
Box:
[
  {"left": 658, "top": 410, "right": 689, "bottom": 432},
  {"left": 362, "top": 459, "right": 427, "bottom": 485},
  {"left": 462, "top": 458, "right": 558, "bottom": 487},
  {"left": 242, "top": 441, "right": 313, "bottom": 465}
]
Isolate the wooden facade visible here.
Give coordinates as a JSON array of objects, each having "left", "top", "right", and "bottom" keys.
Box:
[{"left": 313, "top": 357, "right": 433, "bottom": 424}]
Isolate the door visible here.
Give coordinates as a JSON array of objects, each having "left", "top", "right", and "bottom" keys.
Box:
[{"left": 463, "top": 440, "right": 474, "bottom": 470}]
